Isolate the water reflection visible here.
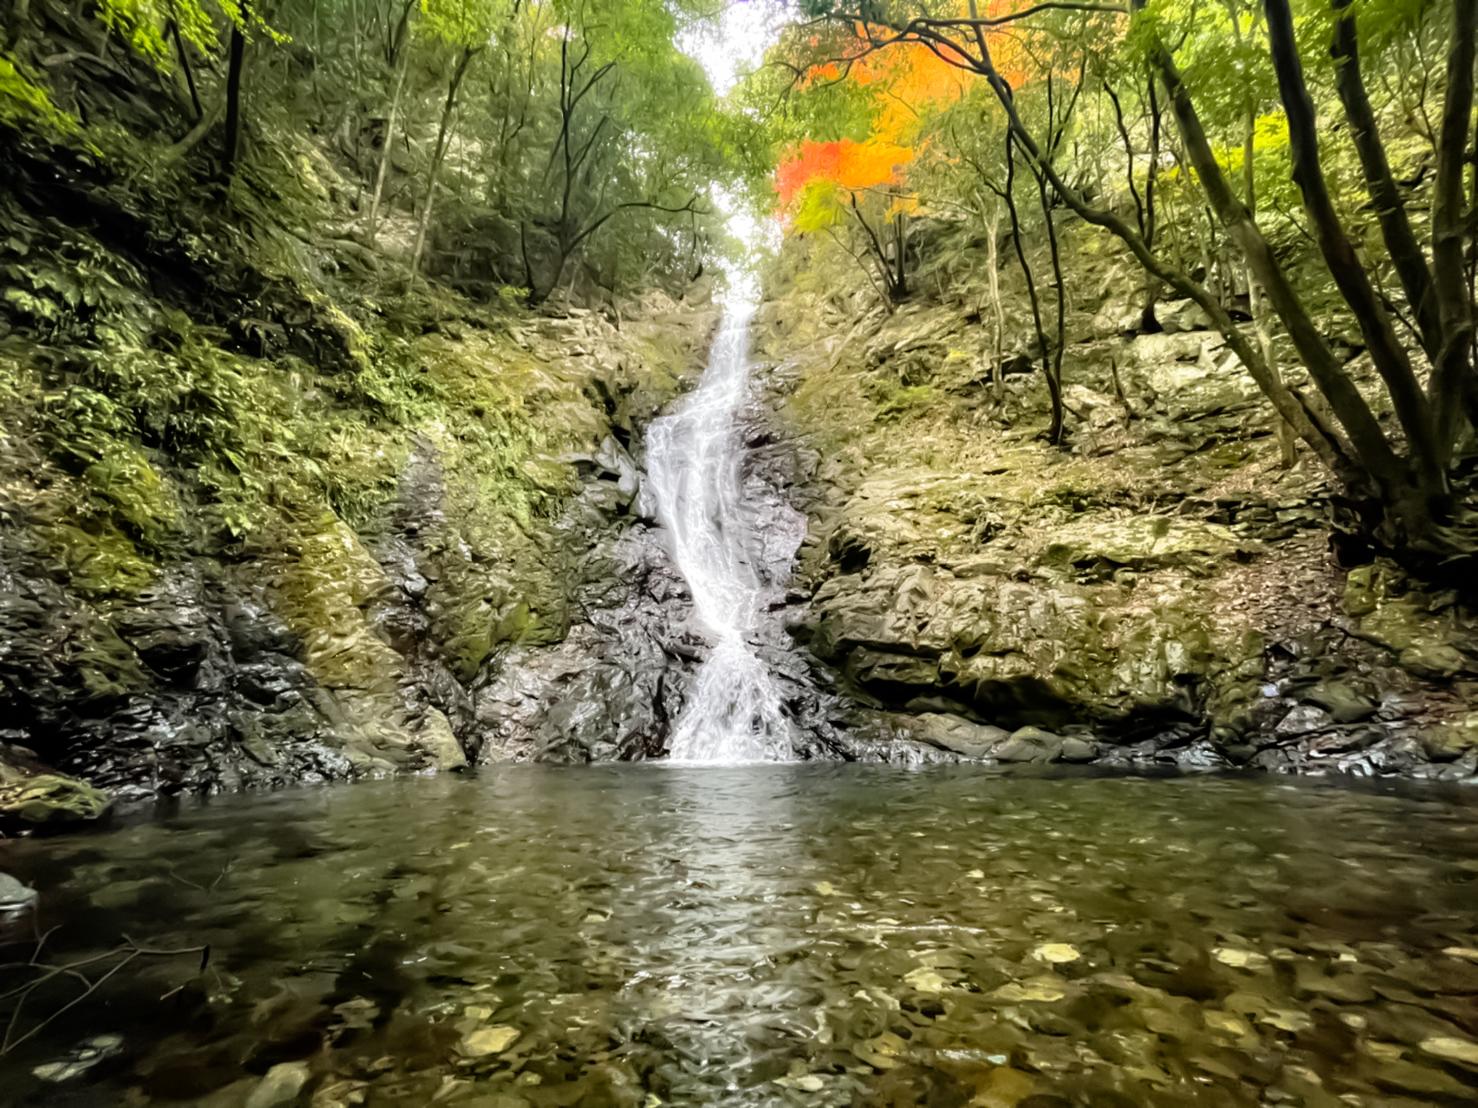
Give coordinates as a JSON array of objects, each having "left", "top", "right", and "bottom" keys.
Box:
[
  {"left": 0, "top": 767, "right": 1475, "bottom": 1106},
  {"left": 630, "top": 768, "right": 804, "bottom": 1099}
]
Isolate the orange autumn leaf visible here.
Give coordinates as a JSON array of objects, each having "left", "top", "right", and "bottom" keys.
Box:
[
  {"left": 775, "top": 138, "right": 916, "bottom": 210},
  {"left": 774, "top": 1, "right": 1041, "bottom": 230}
]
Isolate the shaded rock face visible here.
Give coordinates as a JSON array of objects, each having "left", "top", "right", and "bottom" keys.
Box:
[
  {"left": 0, "top": 464, "right": 475, "bottom": 809},
  {"left": 0, "top": 303, "right": 721, "bottom": 820},
  {"left": 753, "top": 274, "right": 1478, "bottom": 782},
  {"left": 471, "top": 512, "right": 692, "bottom": 764}
]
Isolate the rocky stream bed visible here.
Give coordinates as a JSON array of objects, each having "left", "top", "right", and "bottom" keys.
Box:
[{"left": 2, "top": 767, "right": 1477, "bottom": 1106}]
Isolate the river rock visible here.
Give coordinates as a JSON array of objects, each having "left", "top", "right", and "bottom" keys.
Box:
[
  {"left": 0, "top": 767, "right": 111, "bottom": 828},
  {"left": 904, "top": 714, "right": 1009, "bottom": 758},
  {"left": 1419, "top": 1036, "right": 1478, "bottom": 1066},
  {"left": 1275, "top": 705, "right": 1335, "bottom": 736},
  {"left": 244, "top": 1062, "right": 310, "bottom": 1108},
  {"left": 994, "top": 727, "right": 1064, "bottom": 763},
  {"left": 0, "top": 873, "right": 37, "bottom": 911},
  {"left": 1058, "top": 735, "right": 1099, "bottom": 762},
  {"left": 459, "top": 1026, "right": 521, "bottom": 1057},
  {"left": 32, "top": 1034, "right": 124, "bottom": 1083},
  {"left": 1303, "top": 681, "right": 1377, "bottom": 723}
]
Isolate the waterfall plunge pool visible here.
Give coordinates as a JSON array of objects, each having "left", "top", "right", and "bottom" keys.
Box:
[{"left": 2, "top": 765, "right": 1476, "bottom": 1105}]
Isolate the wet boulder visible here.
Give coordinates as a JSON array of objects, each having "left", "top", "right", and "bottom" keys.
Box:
[
  {"left": 106, "top": 564, "right": 227, "bottom": 688},
  {"left": 904, "top": 714, "right": 1009, "bottom": 759},
  {"left": 0, "top": 765, "right": 112, "bottom": 829},
  {"left": 0, "top": 873, "right": 38, "bottom": 911}
]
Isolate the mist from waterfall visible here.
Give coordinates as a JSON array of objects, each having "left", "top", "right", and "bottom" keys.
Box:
[{"left": 645, "top": 283, "right": 794, "bottom": 763}]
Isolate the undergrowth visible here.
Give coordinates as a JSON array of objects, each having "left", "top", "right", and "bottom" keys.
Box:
[{"left": 0, "top": 106, "right": 657, "bottom": 618}]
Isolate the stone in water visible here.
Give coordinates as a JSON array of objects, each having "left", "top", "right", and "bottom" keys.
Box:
[
  {"left": 460, "top": 1026, "right": 521, "bottom": 1056},
  {"left": 1032, "top": 943, "right": 1080, "bottom": 964}
]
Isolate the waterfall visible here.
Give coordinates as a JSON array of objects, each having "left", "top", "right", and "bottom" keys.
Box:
[{"left": 645, "top": 285, "right": 794, "bottom": 763}]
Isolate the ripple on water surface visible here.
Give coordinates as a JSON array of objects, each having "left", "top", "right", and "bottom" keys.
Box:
[{"left": 1, "top": 766, "right": 1476, "bottom": 1106}]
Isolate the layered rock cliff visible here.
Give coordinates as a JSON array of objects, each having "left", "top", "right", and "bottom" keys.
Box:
[{"left": 752, "top": 238, "right": 1478, "bottom": 782}]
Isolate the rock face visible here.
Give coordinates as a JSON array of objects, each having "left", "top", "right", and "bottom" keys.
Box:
[
  {"left": 0, "top": 296, "right": 721, "bottom": 820},
  {"left": 471, "top": 516, "right": 693, "bottom": 764},
  {"left": 753, "top": 251, "right": 1478, "bottom": 781}
]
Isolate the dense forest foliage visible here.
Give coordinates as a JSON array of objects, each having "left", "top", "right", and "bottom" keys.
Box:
[
  {"left": 1, "top": 0, "right": 759, "bottom": 302},
  {"left": 757, "top": 0, "right": 1478, "bottom": 573},
  {"left": 3, "top": 0, "right": 1478, "bottom": 581}
]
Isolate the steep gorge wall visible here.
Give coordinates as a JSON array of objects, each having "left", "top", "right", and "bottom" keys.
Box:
[
  {"left": 0, "top": 136, "right": 718, "bottom": 828},
  {"left": 755, "top": 235, "right": 1478, "bottom": 782}
]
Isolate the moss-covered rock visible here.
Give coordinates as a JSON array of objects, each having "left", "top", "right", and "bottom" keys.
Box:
[
  {"left": 0, "top": 766, "right": 111, "bottom": 829},
  {"left": 0, "top": 156, "right": 715, "bottom": 800}
]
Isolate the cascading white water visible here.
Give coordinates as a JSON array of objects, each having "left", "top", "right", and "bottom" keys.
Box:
[{"left": 645, "top": 283, "right": 793, "bottom": 763}]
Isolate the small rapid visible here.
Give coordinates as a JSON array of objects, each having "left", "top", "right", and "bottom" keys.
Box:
[{"left": 645, "top": 286, "right": 794, "bottom": 763}]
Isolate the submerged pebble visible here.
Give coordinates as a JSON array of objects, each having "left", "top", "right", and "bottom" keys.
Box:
[
  {"left": 1031, "top": 942, "right": 1080, "bottom": 964},
  {"left": 458, "top": 1026, "right": 521, "bottom": 1057},
  {"left": 0, "top": 873, "right": 37, "bottom": 912},
  {"left": 243, "top": 1062, "right": 309, "bottom": 1108}
]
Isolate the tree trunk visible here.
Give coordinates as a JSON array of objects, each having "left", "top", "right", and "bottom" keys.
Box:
[
  {"left": 1428, "top": 0, "right": 1478, "bottom": 461},
  {"left": 984, "top": 202, "right": 1005, "bottom": 399},
  {"left": 1239, "top": 92, "right": 1296, "bottom": 467},
  {"left": 221, "top": 17, "right": 248, "bottom": 182},
  {"left": 6, "top": 0, "right": 30, "bottom": 50},
  {"left": 847, "top": 195, "right": 903, "bottom": 307},
  {"left": 1329, "top": 0, "right": 1441, "bottom": 360},
  {"left": 1003, "top": 133, "right": 1055, "bottom": 435},
  {"left": 1140, "top": 74, "right": 1164, "bottom": 330},
  {"left": 1103, "top": 75, "right": 1161, "bottom": 330},
  {"left": 1220, "top": 0, "right": 1297, "bottom": 466},
  {"left": 365, "top": 37, "right": 411, "bottom": 245},
  {"left": 520, "top": 221, "right": 543, "bottom": 302},
  {"left": 1143, "top": 31, "right": 1407, "bottom": 499},
  {"left": 410, "top": 47, "right": 478, "bottom": 277},
  {"left": 891, "top": 211, "right": 908, "bottom": 299},
  {"left": 1033, "top": 167, "right": 1066, "bottom": 444},
  {"left": 169, "top": 19, "right": 202, "bottom": 120},
  {"left": 1264, "top": 0, "right": 1440, "bottom": 493}
]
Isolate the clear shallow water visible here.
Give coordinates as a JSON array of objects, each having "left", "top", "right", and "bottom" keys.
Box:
[{"left": 1, "top": 767, "right": 1476, "bottom": 1106}]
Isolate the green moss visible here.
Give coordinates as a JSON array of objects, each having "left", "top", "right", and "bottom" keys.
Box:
[
  {"left": 317, "top": 419, "right": 411, "bottom": 530},
  {"left": 80, "top": 440, "right": 179, "bottom": 544},
  {"left": 0, "top": 768, "right": 112, "bottom": 827},
  {"left": 73, "top": 624, "right": 151, "bottom": 700},
  {"left": 876, "top": 383, "right": 936, "bottom": 421},
  {"left": 40, "top": 519, "right": 156, "bottom": 597},
  {"left": 0, "top": 58, "right": 80, "bottom": 137},
  {"left": 1421, "top": 712, "right": 1478, "bottom": 760},
  {"left": 272, "top": 519, "right": 401, "bottom": 692}
]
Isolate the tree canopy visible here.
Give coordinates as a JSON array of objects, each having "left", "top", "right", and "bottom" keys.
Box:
[
  {"left": 754, "top": 0, "right": 1478, "bottom": 567},
  {"left": 1, "top": 0, "right": 766, "bottom": 304}
]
